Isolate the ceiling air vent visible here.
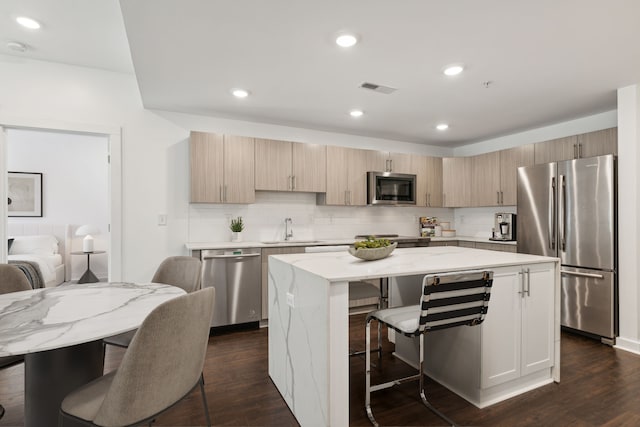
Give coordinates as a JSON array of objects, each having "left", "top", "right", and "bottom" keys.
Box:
[{"left": 359, "top": 82, "right": 397, "bottom": 94}]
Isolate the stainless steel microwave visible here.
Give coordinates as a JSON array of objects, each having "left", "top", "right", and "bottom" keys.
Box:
[{"left": 367, "top": 171, "right": 417, "bottom": 205}]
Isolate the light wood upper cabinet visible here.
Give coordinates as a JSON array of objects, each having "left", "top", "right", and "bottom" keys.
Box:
[
  {"left": 471, "top": 151, "right": 502, "bottom": 206},
  {"left": 425, "top": 156, "right": 443, "bottom": 207},
  {"left": 534, "top": 135, "right": 577, "bottom": 164},
  {"left": 534, "top": 128, "right": 617, "bottom": 164},
  {"left": 254, "top": 139, "right": 292, "bottom": 192},
  {"left": 577, "top": 127, "right": 617, "bottom": 158},
  {"left": 190, "top": 132, "right": 224, "bottom": 203},
  {"left": 500, "top": 144, "right": 534, "bottom": 205},
  {"left": 292, "top": 142, "right": 327, "bottom": 192},
  {"left": 414, "top": 155, "right": 443, "bottom": 207},
  {"left": 255, "top": 139, "right": 326, "bottom": 192},
  {"left": 366, "top": 150, "right": 413, "bottom": 174},
  {"left": 189, "top": 132, "right": 255, "bottom": 204},
  {"left": 321, "top": 146, "right": 367, "bottom": 206},
  {"left": 471, "top": 145, "right": 534, "bottom": 207},
  {"left": 224, "top": 135, "right": 256, "bottom": 204},
  {"left": 442, "top": 157, "right": 472, "bottom": 207}
]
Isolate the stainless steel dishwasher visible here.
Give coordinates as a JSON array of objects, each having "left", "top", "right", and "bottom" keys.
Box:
[{"left": 201, "top": 248, "right": 262, "bottom": 327}]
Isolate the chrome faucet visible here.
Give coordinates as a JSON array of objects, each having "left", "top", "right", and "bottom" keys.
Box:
[{"left": 284, "top": 217, "right": 293, "bottom": 241}]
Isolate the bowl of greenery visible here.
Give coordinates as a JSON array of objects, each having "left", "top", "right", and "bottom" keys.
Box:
[{"left": 348, "top": 236, "right": 397, "bottom": 261}]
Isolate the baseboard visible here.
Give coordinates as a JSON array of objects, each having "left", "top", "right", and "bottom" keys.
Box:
[{"left": 614, "top": 336, "right": 640, "bottom": 355}]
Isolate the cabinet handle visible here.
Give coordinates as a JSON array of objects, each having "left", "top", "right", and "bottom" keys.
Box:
[
  {"left": 526, "top": 268, "right": 531, "bottom": 296},
  {"left": 573, "top": 143, "right": 578, "bottom": 159},
  {"left": 497, "top": 191, "right": 500, "bottom": 204},
  {"left": 292, "top": 175, "right": 296, "bottom": 191},
  {"left": 579, "top": 143, "right": 583, "bottom": 158},
  {"left": 220, "top": 185, "right": 223, "bottom": 202},
  {"left": 224, "top": 185, "right": 228, "bottom": 202},
  {"left": 500, "top": 191, "right": 504, "bottom": 205}
]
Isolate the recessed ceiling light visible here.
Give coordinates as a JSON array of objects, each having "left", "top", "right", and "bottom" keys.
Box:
[
  {"left": 16, "top": 16, "right": 41, "bottom": 29},
  {"left": 231, "top": 88, "right": 249, "bottom": 98},
  {"left": 436, "top": 123, "right": 449, "bottom": 131},
  {"left": 336, "top": 34, "right": 358, "bottom": 47},
  {"left": 443, "top": 65, "right": 464, "bottom": 76},
  {"left": 350, "top": 109, "right": 364, "bottom": 118}
]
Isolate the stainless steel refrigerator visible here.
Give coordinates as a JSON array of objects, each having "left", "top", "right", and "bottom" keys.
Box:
[{"left": 517, "top": 154, "right": 617, "bottom": 344}]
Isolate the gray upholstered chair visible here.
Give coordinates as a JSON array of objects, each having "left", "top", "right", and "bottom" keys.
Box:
[
  {"left": 365, "top": 270, "right": 493, "bottom": 427},
  {"left": 59, "top": 287, "right": 215, "bottom": 426},
  {"left": 0, "top": 264, "right": 32, "bottom": 420},
  {"left": 103, "top": 256, "right": 202, "bottom": 348}
]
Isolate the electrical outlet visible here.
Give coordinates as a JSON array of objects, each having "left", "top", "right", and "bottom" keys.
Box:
[
  {"left": 286, "top": 292, "right": 295, "bottom": 307},
  {"left": 158, "top": 214, "right": 167, "bottom": 226}
]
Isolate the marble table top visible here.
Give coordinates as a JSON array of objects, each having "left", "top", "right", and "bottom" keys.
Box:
[{"left": 0, "top": 282, "right": 185, "bottom": 357}]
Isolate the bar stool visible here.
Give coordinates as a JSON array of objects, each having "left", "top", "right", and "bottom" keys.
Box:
[{"left": 365, "top": 270, "right": 493, "bottom": 427}]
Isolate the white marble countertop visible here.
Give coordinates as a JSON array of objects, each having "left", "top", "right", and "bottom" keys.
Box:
[
  {"left": 0, "top": 282, "right": 185, "bottom": 357},
  {"left": 270, "top": 246, "right": 556, "bottom": 282},
  {"left": 186, "top": 236, "right": 516, "bottom": 250}
]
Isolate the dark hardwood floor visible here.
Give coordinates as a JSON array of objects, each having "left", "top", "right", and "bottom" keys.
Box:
[{"left": 2, "top": 315, "right": 640, "bottom": 426}]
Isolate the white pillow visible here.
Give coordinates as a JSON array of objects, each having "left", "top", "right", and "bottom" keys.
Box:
[{"left": 8, "top": 235, "right": 59, "bottom": 255}]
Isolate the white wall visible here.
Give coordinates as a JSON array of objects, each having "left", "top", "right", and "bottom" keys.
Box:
[
  {"left": 6, "top": 128, "right": 109, "bottom": 280},
  {"left": 616, "top": 84, "right": 640, "bottom": 354}
]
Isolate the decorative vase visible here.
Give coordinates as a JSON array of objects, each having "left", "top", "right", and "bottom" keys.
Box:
[{"left": 232, "top": 232, "right": 243, "bottom": 242}]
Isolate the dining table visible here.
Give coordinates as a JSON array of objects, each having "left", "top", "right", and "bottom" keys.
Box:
[{"left": 0, "top": 282, "right": 186, "bottom": 427}]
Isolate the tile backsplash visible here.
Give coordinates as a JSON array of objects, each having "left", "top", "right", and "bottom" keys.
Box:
[{"left": 188, "top": 192, "right": 455, "bottom": 242}]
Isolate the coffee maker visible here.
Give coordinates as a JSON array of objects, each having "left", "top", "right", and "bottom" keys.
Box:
[{"left": 490, "top": 213, "right": 517, "bottom": 241}]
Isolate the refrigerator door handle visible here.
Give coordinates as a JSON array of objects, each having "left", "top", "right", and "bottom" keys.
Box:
[
  {"left": 560, "top": 270, "right": 605, "bottom": 279},
  {"left": 549, "top": 177, "right": 556, "bottom": 250},
  {"left": 560, "top": 174, "right": 567, "bottom": 251}
]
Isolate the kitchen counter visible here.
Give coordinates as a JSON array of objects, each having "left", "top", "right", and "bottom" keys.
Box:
[
  {"left": 430, "top": 235, "right": 517, "bottom": 245},
  {"left": 185, "top": 236, "right": 512, "bottom": 250},
  {"left": 268, "top": 246, "right": 560, "bottom": 426}
]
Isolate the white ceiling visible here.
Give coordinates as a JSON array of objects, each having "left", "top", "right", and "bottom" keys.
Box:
[{"left": 2, "top": 1, "right": 640, "bottom": 147}]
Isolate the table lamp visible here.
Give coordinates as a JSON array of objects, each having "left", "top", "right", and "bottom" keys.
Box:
[{"left": 76, "top": 225, "right": 100, "bottom": 253}]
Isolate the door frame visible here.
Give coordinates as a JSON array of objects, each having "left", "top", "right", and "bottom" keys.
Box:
[{"left": 0, "top": 118, "right": 122, "bottom": 281}]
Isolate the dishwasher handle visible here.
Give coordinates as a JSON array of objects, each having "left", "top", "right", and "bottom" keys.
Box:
[{"left": 202, "top": 253, "right": 261, "bottom": 260}]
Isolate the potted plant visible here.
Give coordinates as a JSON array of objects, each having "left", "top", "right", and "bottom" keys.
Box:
[{"left": 230, "top": 216, "right": 244, "bottom": 242}]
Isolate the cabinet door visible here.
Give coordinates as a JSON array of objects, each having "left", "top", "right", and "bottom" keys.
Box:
[
  {"left": 389, "top": 152, "right": 413, "bottom": 174},
  {"left": 481, "top": 266, "right": 522, "bottom": 388},
  {"left": 520, "top": 264, "right": 555, "bottom": 376},
  {"left": 471, "top": 152, "right": 501, "bottom": 207},
  {"left": 292, "top": 142, "right": 326, "bottom": 192},
  {"left": 425, "top": 156, "right": 443, "bottom": 207},
  {"left": 190, "top": 131, "right": 223, "bottom": 203},
  {"left": 255, "top": 138, "right": 292, "bottom": 191},
  {"left": 412, "top": 155, "right": 427, "bottom": 206},
  {"left": 325, "top": 145, "right": 350, "bottom": 205},
  {"left": 366, "top": 150, "right": 389, "bottom": 172},
  {"left": 458, "top": 241, "right": 476, "bottom": 248},
  {"left": 348, "top": 148, "right": 368, "bottom": 206},
  {"left": 500, "top": 144, "right": 534, "bottom": 206},
  {"left": 534, "top": 135, "right": 577, "bottom": 164},
  {"left": 578, "top": 127, "right": 617, "bottom": 158},
  {"left": 223, "top": 135, "right": 255, "bottom": 203},
  {"left": 442, "top": 157, "right": 471, "bottom": 207}
]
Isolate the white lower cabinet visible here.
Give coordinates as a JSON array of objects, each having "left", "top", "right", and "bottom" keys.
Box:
[
  {"left": 395, "top": 262, "right": 557, "bottom": 408},
  {"left": 481, "top": 263, "right": 555, "bottom": 388}
]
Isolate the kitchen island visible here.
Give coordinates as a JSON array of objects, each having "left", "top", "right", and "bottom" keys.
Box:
[{"left": 268, "top": 246, "right": 560, "bottom": 427}]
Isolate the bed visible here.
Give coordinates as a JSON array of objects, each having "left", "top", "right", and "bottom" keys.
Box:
[{"left": 7, "top": 224, "right": 71, "bottom": 288}]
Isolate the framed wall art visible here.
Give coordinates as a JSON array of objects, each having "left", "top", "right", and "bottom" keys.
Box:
[{"left": 8, "top": 172, "right": 43, "bottom": 217}]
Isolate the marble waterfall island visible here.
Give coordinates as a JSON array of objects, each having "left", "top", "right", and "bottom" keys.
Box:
[{"left": 268, "top": 246, "right": 560, "bottom": 427}]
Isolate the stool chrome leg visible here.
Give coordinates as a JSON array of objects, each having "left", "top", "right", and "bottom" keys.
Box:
[{"left": 365, "top": 317, "right": 379, "bottom": 427}]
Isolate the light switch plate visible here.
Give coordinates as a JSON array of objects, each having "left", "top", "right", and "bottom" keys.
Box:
[{"left": 158, "top": 214, "right": 167, "bottom": 226}]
